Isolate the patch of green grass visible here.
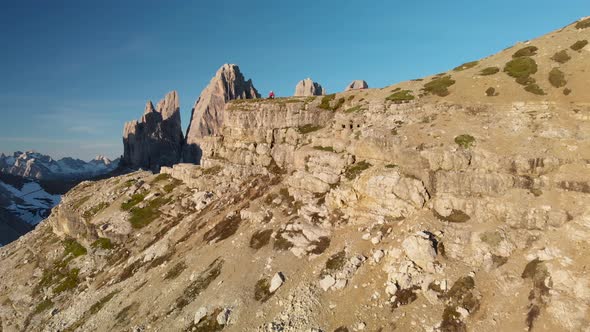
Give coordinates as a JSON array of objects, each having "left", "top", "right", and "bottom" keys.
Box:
[
  {"left": 163, "top": 179, "right": 182, "bottom": 193},
  {"left": 323, "top": 250, "right": 347, "bottom": 276},
  {"left": 54, "top": 268, "right": 80, "bottom": 294},
  {"left": 91, "top": 238, "right": 114, "bottom": 250},
  {"left": 504, "top": 57, "right": 538, "bottom": 84},
  {"left": 423, "top": 75, "right": 455, "bottom": 97},
  {"left": 344, "top": 160, "right": 372, "bottom": 180},
  {"left": 344, "top": 105, "right": 362, "bottom": 113},
  {"left": 454, "top": 134, "right": 475, "bottom": 149},
  {"left": 164, "top": 261, "right": 187, "bottom": 280},
  {"left": 386, "top": 90, "right": 415, "bottom": 103},
  {"left": 34, "top": 299, "right": 54, "bottom": 314},
  {"left": 512, "top": 45, "right": 538, "bottom": 58},
  {"left": 128, "top": 197, "right": 170, "bottom": 229},
  {"left": 551, "top": 50, "right": 571, "bottom": 64},
  {"left": 152, "top": 173, "right": 171, "bottom": 183},
  {"left": 485, "top": 87, "right": 498, "bottom": 97},
  {"left": 319, "top": 94, "right": 336, "bottom": 110},
  {"left": 548, "top": 68, "right": 567, "bottom": 88},
  {"left": 453, "top": 60, "right": 479, "bottom": 71},
  {"left": 333, "top": 97, "right": 346, "bottom": 110},
  {"left": 72, "top": 196, "right": 91, "bottom": 210},
  {"left": 313, "top": 146, "right": 335, "bottom": 152},
  {"left": 83, "top": 202, "right": 109, "bottom": 220},
  {"left": 298, "top": 124, "right": 323, "bottom": 134},
  {"left": 202, "top": 165, "right": 222, "bottom": 176},
  {"left": 254, "top": 277, "right": 273, "bottom": 302},
  {"left": 524, "top": 83, "right": 546, "bottom": 95},
  {"left": 121, "top": 193, "right": 145, "bottom": 211},
  {"left": 570, "top": 40, "right": 588, "bottom": 51},
  {"left": 479, "top": 67, "right": 500, "bottom": 76},
  {"left": 63, "top": 238, "right": 87, "bottom": 257},
  {"left": 575, "top": 17, "right": 590, "bottom": 29}
]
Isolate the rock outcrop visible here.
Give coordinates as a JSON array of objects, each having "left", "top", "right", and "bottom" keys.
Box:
[
  {"left": 345, "top": 80, "right": 368, "bottom": 91},
  {"left": 122, "top": 91, "right": 183, "bottom": 171},
  {"left": 294, "top": 78, "right": 325, "bottom": 96},
  {"left": 184, "top": 64, "right": 260, "bottom": 164}
]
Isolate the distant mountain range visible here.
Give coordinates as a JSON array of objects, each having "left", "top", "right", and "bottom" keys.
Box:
[
  {"left": 0, "top": 151, "right": 120, "bottom": 246},
  {"left": 0, "top": 151, "right": 119, "bottom": 180}
]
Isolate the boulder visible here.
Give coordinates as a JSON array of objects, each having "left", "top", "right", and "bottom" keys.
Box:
[
  {"left": 345, "top": 80, "right": 368, "bottom": 91},
  {"left": 401, "top": 235, "right": 437, "bottom": 271},
  {"left": 184, "top": 64, "right": 260, "bottom": 163},
  {"left": 122, "top": 91, "right": 184, "bottom": 171},
  {"left": 294, "top": 78, "right": 325, "bottom": 96},
  {"left": 269, "top": 272, "right": 285, "bottom": 293}
]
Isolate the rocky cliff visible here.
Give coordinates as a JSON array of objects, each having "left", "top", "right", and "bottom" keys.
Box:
[
  {"left": 184, "top": 64, "right": 260, "bottom": 164},
  {"left": 122, "top": 91, "right": 184, "bottom": 171},
  {"left": 345, "top": 80, "right": 368, "bottom": 91},
  {"left": 2, "top": 18, "right": 590, "bottom": 332},
  {"left": 294, "top": 78, "right": 325, "bottom": 96}
]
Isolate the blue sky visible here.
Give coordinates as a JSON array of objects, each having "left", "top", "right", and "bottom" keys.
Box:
[{"left": 1, "top": 1, "right": 588, "bottom": 160}]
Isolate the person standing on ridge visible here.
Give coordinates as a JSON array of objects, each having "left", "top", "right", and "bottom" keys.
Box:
[{"left": 268, "top": 91, "right": 275, "bottom": 99}]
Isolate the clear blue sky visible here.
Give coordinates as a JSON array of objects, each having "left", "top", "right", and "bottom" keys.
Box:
[{"left": 1, "top": 1, "right": 588, "bottom": 160}]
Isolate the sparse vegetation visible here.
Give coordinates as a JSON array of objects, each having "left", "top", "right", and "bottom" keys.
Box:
[
  {"left": 385, "top": 164, "right": 398, "bottom": 168},
  {"left": 551, "top": 50, "right": 571, "bottom": 64},
  {"left": 386, "top": 90, "right": 415, "bottom": 103},
  {"left": 298, "top": 124, "right": 323, "bottom": 134},
  {"left": 319, "top": 94, "right": 336, "bottom": 110},
  {"left": 344, "top": 160, "right": 372, "bottom": 180},
  {"left": 72, "top": 195, "right": 91, "bottom": 209},
  {"left": 250, "top": 229, "right": 273, "bottom": 249},
  {"left": 453, "top": 60, "right": 479, "bottom": 71},
  {"left": 575, "top": 17, "right": 590, "bottom": 29},
  {"left": 254, "top": 277, "right": 273, "bottom": 302},
  {"left": 423, "top": 75, "right": 455, "bottom": 97},
  {"left": 524, "top": 83, "right": 546, "bottom": 95},
  {"left": 313, "top": 146, "right": 335, "bottom": 153},
  {"left": 63, "top": 238, "right": 87, "bottom": 257},
  {"left": 485, "top": 87, "right": 498, "bottom": 97},
  {"left": 479, "top": 67, "right": 500, "bottom": 76},
  {"left": 163, "top": 179, "right": 182, "bottom": 193},
  {"left": 34, "top": 298, "right": 54, "bottom": 314},
  {"left": 175, "top": 258, "right": 223, "bottom": 310},
  {"left": 504, "top": 57, "right": 538, "bottom": 84},
  {"left": 512, "top": 46, "right": 538, "bottom": 58},
  {"left": 164, "top": 261, "right": 187, "bottom": 280},
  {"left": 53, "top": 268, "right": 80, "bottom": 294},
  {"left": 128, "top": 196, "right": 170, "bottom": 229},
  {"left": 434, "top": 209, "right": 471, "bottom": 223},
  {"left": 548, "top": 68, "right": 567, "bottom": 88},
  {"left": 121, "top": 193, "right": 145, "bottom": 211},
  {"left": 203, "top": 214, "right": 242, "bottom": 243},
  {"left": 440, "top": 276, "right": 479, "bottom": 331},
  {"left": 563, "top": 88, "right": 572, "bottom": 95},
  {"left": 344, "top": 105, "right": 362, "bottom": 113},
  {"left": 152, "top": 173, "right": 171, "bottom": 183},
  {"left": 454, "top": 134, "right": 475, "bottom": 149},
  {"left": 322, "top": 250, "right": 347, "bottom": 277},
  {"left": 570, "top": 40, "right": 588, "bottom": 51},
  {"left": 83, "top": 202, "right": 109, "bottom": 220},
  {"left": 91, "top": 237, "right": 114, "bottom": 250},
  {"left": 333, "top": 97, "right": 346, "bottom": 110},
  {"left": 202, "top": 165, "right": 222, "bottom": 176}
]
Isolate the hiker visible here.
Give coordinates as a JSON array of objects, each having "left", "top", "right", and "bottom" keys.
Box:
[{"left": 268, "top": 91, "right": 275, "bottom": 99}]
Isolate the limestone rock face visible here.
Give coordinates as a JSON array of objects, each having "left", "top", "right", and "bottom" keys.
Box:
[
  {"left": 184, "top": 64, "right": 260, "bottom": 163},
  {"left": 294, "top": 78, "right": 325, "bottom": 96},
  {"left": 122, "top": 91, "right": 183, "bottom": 171},
  {"left": 345, "top": 80, "right": 368, "bottom": 91}
]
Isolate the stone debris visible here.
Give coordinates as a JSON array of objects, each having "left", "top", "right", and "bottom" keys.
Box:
[{"left": 270, "top": 272, "right": 286, "bottom": 293}]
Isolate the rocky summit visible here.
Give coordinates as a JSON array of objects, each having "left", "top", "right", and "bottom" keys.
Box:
[
  {"left": 2, "top": 18, "right": 590, "bottom": 332},
  {"left": 344, "top": 80, "right": 368, "bottom": 91},
  {"left": 184, "top": 64, "right": 260, "bottom": 164},
  {"left": 122, "top": 91, "right": 184, "bottom": 171},
  {"left": 294, "top": 78, "right": 326, "bottom": 96}
]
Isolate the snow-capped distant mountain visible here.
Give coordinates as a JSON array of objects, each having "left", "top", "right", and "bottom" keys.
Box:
[
  {"left": 0, "top": 151, "right": 120, "bottom": 180},
  {"left": 0, "top": 180, "right": 60, "bottom": 226}
]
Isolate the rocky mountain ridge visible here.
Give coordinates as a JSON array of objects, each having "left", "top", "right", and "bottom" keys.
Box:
[{"left": 1, "top": 17, "right": 590, "bottom": 332}]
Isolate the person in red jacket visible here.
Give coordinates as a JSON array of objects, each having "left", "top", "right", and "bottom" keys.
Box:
[{"left": 268, "top": 91, "right": 275, "bottom": 99}]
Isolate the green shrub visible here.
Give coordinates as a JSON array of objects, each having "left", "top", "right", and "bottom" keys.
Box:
[
  {"left": 344, "top": 105, "right": 362, "bottom": 113},
  {"left": 453, "top": 60, "right": 479, "bottom": 71},
  {"left": 563, "top": 88, "right": 572, "bottom": 95},
  {"left": 151, "top": 173, "right": 171, "bottom": 183},
  {"left": 548, "top": 68, "right": 567, "bottom": 88},
  {"left": 319, "top": 94, "right": 336, "bottom": 110},
  {"left": 333, "top": 97, "right": 346, "bottom": 110},
  {"left": 34, "top": 299, "right": 54, "bottom": 314},
  {"left": 163, "top": 179, "right": 182, "bottom": 193},
  {"left": 512, "top": 46, "right": 538, "bottom": 58},
  {"left": 479, "top": 67, "right": 500, "bottom": 76},
  {"left": 63, "top": 238, "right": 87, "bottom": 257},
  {"left": 121, "top": 193, "right": 145, "bottom": 211},
  {"left": 423, "top": 75, "right": 456, "bottom": 97},
  {"left": 524, "top": 83, "right": 546, "bottom": 95},
  {"left": 570, "top": 40, "right": 588, "bottom": 51},
  {"left": 298, "top": 124, "right": 323, "bottom": 134},
  {"left": 386, "top": 90, "right": 415, "bottom": 103},
  {"left": 504, "top": 57, "right": 538, "bottom": 84},
  {"left": 551, "top": 50, "right": 571, "bottom": 64},
  {"left": 202, "top": 165, "right": 222, "bottom": 175},
  {"left": 385, "top": 164, "right": 398, "bottom": 168},
  {"left": 454, "top": 134, "right": 475, "bottom": 149},
  {"left": 313, "top": 146, "right": 335, "bottom": 152},
  {"left": 344, "top": 160, "right": 372, "bottom": 180},
  {"left": 575, "top": 18, "right": 590, "bottom": 29},
  {"left": 91, "top": 237, "right": 114, "bottom": 250},
  {"left": 128, "top": 197, "right": 170, "bottom": 229},
  {"left": 82, "top": 202, "right": 109, "bottom": 220},
  {"left": 485, "top": 87, "right": 498, "bottom": 97},
  {"left": 54, "top": 268, "right": 80, "bottom": 294}
]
